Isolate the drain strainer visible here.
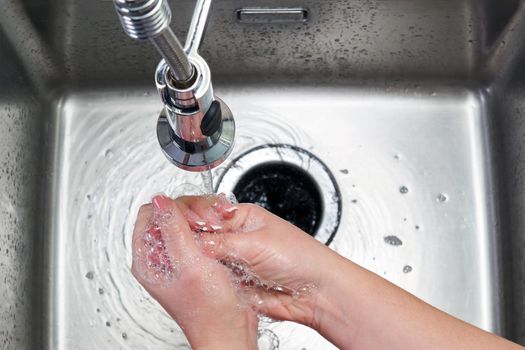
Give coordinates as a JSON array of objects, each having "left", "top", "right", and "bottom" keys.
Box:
[{"left": 216, "top": 144, "right": 342, "bottom": 245}]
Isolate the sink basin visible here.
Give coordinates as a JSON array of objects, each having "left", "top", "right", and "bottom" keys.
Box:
[{"left": 1, "top": 0, "right": 525, "bottom": 349}]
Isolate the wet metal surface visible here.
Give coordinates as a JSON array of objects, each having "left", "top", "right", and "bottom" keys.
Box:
[
  {"left": 2, "top": 0, "right": 525, "bottom": 348},
  {"left": 44, "top": 86, "right": 498, "bottom": 349}
]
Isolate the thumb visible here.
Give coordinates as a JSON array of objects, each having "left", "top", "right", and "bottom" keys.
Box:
[{"left": 195, "top": 230, "right": 263, "bottom": 265}]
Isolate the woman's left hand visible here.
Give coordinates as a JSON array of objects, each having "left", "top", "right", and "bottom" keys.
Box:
[{"left": 131, "top": 195, "right": 258, "bottom": 350}]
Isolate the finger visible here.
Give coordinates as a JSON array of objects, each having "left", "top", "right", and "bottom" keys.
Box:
[
  {"left": 131, "top": 204, "right": 156, "bottom": 280},
  {"left": 195, "top": 230, "right": 263, "bottom": 264},
  {"left": 175, "top": 194, "right": 240, "bottom": 229},
  {"left": 175, "top": 195, "right": 225, "bottom": 230},
  {"left": 175, "top": 196, "right": 265, "bottom": 234},
  {"left": 131, "top": 204, "right": 154, "bottom": 266},
  {"left": 185, "top": 202, "right": 257, "bottom": 234},
  {"left": 224, "top": 203, "right": 267, "bottom": 233},
  {"left": 131, "top": 204, "right": 154, "bottom": 246},
  {"left": 214, "top": 193, "right": 239, "bottom": 220},
  {"left": 152, "top": 195, "right": 199, "bottom": 258}
]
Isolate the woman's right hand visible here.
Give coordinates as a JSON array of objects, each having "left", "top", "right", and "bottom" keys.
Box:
[
  {"left": 174, "top": 196, "right": 347, "bottom": 330},
  {"left": 175, "top": 195, "right": 525, "bottom": 350}
]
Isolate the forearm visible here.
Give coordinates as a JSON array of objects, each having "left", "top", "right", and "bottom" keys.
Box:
[
  {"left": 314, "top": 255, "right": 522, "bottom": 350},
  {"left": 194, "top": 339, "right": 258, "bottom": 350},
  {"left": 188, "top": 328, "right": 258, "bottom": 350},
  {"left": 172, "top": 304, "right": 259, "bottom": 350}
]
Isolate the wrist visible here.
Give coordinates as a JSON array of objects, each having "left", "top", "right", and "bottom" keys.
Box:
[
  {"left": 186, "top": 318, "right": 258, "bottom": 350},
  {"left": 310, "top": 253, "right": 359, "bottom": 348},
  {"left": 195, "top": 338, "right": 257, "bottom": 350}
]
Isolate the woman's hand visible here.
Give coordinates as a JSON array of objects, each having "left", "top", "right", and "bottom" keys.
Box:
[
  {"left": 131, "top": 195, "right": 258, "bottom": 350},
  {"left": 169, "top": 195, "right": 525, "bottom": 350},
  {"left": 133, "top": 194, "right": 525, "bottom": 350},
  {"left": 173, "top": 195, "right": 345, "bottom": 330}
]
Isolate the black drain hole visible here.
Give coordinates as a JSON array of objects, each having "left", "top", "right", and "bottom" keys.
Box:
[{"left": 233, "top": 162, "right": 323, "bottom": 235}]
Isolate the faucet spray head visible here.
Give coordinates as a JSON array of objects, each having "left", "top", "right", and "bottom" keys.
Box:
[
  {"left": 155, "top": 56, "right": 235, "bottom": 172},
  {"left": 113, "top": 0, "right": 235, "bottom": 171}
]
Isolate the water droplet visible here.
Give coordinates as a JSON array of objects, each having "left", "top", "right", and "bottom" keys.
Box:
[
  {"left": 121, "top": 332, "right": 128, "bottom": 340},
  {"left": 105, "top": 321, "right": 111, "bottom": 327},
  {"left": 403, "top": 265, "right": 413, "bottom": 273},
  {"left": 258, "top": 329, "right": 280, "bottom": 350},
  {"left": 384, "top": 235, "right": 403, "bottom": 246},
  {"left": 399, "top": 186, "right": 409, "bottom": 194},
  {"left": 85, "top": 271, "right": 94, "bottom": 280},
  {"left": 436, "top": 193, "right": 448, "bottom": 202},
  {"left": 98, "top": 288, "right": 105, "bottom": 295},
  {"left": 339, "top": 169, "right": 349, "bottom": 175},
  {"left": 351, "top": 199, "right": 358, "bottom": 204},
  {"left": 104, "top": 149, "right": 114, "bottom": 158},
  {"left": 258, "top": 315, "right": 277, "bottom": 325},
  {"left": 415, "top": 225, "right": 420, "bottom": 230},
  {"left": 394, "top": 154, "right": 401, "bottom": 160}
]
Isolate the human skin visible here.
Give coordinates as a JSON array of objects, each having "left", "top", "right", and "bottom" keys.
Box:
[
  {"left": 131, "top": 196, "right": 258, "bottom": 350},
  {"left": 133, "top": 195, "right": 524, "bottom": 350}
]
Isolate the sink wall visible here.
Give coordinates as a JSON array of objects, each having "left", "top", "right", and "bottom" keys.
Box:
[
  {"left": 11, "top": 0, "right": 522, "bottom": 85},
  {"left": 0, "top": 24, "right": 42, "bottom": 349}
]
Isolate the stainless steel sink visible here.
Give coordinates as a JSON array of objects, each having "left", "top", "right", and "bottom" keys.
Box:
[{"left": 2, "top": 0, "right": 525, "bottom": 349}]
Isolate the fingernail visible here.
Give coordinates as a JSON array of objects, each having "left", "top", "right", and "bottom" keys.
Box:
[
  {"left": 224, "top": 206, "right": 238, "bottom": 214},
  {"left": 152, "top": 195, "right": 171, "bottom": 212},
  {"left": 210, "top": 224, "right": 223, "bottom": 231},
  {"left": 222, "top": 206, "right": 238, "bottom": 220}
]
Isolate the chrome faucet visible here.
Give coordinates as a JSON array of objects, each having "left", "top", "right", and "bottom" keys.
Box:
[{"left": 113, "top": 0, "right": 235, "bottom": 172}]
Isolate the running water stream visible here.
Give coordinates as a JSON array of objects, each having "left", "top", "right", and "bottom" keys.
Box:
[{"left": 200, "top": 169, "right": 214, "bottom": 194}]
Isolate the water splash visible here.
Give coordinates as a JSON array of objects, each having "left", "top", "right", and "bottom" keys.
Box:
[
  {"left": 258, "top": 329, "right": 280, "bottom": 350},
  {"left": 133, "top": 222, "right": 177, "bottom": 286}
]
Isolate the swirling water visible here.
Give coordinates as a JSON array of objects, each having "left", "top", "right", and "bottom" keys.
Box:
[
  {"left": 56, "top": 88, "right": 487, "bottom": 349},
  {"left": 61, "top": 92, "right": 311, "bottom": 349}
]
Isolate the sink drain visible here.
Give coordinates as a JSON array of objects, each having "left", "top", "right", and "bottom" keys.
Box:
[
  {"left": 216, "top": 144, "right": 341, "bottom": 245},
  {"left": 233, "top": 162, "right": 323, "bottom": 234}
]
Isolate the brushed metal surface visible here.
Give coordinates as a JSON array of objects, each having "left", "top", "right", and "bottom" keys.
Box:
[
  {"left": 2, "top": 0, "right": 525, "bottom": 349},
  {"left": 43, "top": 86, "right": 498, "bottom": 349}
]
